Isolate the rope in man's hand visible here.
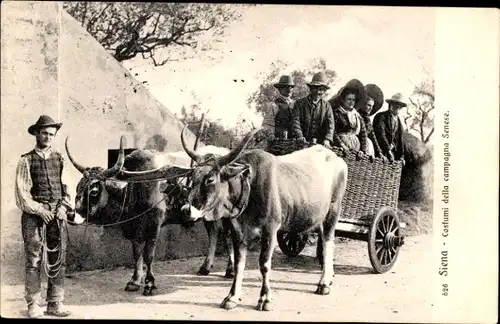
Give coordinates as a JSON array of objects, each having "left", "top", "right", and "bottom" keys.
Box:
[{"left": 41, "top": 217, "right": 65, "bottom": 279}]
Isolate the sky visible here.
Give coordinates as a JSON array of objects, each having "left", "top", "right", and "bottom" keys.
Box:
[{"left": 122, "top": 5, "right": 435, "bottom": 129}]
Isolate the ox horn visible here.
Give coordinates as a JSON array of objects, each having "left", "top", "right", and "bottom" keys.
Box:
[
  {"left": 181, "top": 123, "right": 202, "bottom": 163},
  {"left": 65, "top": 136, "right": 88, "bottom": 174},
  {"left": 102, "top": 136, "right": 126, "bottom": 178},
  {"left": 216, "top": 128, "right": 260, "bottom": 166}
]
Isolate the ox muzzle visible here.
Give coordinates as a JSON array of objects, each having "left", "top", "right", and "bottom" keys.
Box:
[
  {"left": 69, "top": 211, "right": 86, "bottom": 225},
  {"left": 180, "top": 204, "right": 206, "bottom": 222}
]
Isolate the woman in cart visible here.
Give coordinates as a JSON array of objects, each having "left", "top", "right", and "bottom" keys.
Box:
[{"left": 329, "top": 79, "right": 369, "bottom": 155}]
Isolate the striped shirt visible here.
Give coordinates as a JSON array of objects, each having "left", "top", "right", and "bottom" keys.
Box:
[{"left": 15, "top": 146, "right": 74, "bottom": 216}]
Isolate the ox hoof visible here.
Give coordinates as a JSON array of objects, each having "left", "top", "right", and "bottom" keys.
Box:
[
  {"left": 197, "top": 267, "right": 210, "bottom": 276},
  {"left": 124, "top": 282, "right": 141, "bottom": 292},
  {"left": 142, "top": 285, "right": 158, "bottom": 296},
  {"left": 256, "top": 300, "right": 273, "bottom": 311},
  {"left": 224, "top": 270, "right": 235, "bottom": 279},
  {"left": 220, "top": 297, "right": 240, "bottom": 310},
  {"left": 315, "top": 281, "right": 333, "bottom": 295}
]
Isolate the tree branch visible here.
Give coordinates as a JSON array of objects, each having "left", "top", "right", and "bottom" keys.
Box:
[
  {"left": 419, "top": 110, "right": 427, "bottom": 142},
  {"left": 408, "top": 97, "right": 417, "bottom": 107},
  {"left": 86, "top": 3, "right": 112, "bottom": 32},
  {"left": 404, "top": 112, "right": 412, "bottom": 123},
  {"left": 150, "top": 54, "right": 180, "bottom": 67},
  {"left": 424, "top": 127, "right": 434, "bottom": 143},
  {"left": 80, "top": 2, "right": 88, "bottom": 26}
]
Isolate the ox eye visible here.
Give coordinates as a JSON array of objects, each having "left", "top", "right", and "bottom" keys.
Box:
[
  {"left": 204, "top": 174, "right": 216, "bottom": 186},
  {"left": 89, "top": 186, "right": 100, "bottom": 197}
]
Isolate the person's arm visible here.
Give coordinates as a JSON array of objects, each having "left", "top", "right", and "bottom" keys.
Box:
[
  {"left": 60, "top": 155, "right": 75, "bottom": 213},
  {"left": 15, "top": 156, "right": 45, "bottom": 215},
  {"left": 323, "top": 102, "right": 335, "bottom": 143},
  {"left": 358, "top": 115, "right": 368, "bottom": 153},
  {"left": 368, "top": 124, "right": 384, "bottom": 157},
  {"left": 396, "top": 121, "right": 405, "bottom": 160},
  {"left": 331, "top": 110, "right": 344, "bottom": 149},
  {"left": 291, "top": 101, "right": 305, "bottom": 140},
  {"left": 373, "top": 114, "right": 391, "bottom": 156}
]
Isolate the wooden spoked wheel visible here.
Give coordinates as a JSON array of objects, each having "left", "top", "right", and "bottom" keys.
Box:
[
  {"left": 368, "top": 207, "right": 405, "bottom": 274},
  {"left": 277, "top": 230, "right": 309, "bottom": 257}
]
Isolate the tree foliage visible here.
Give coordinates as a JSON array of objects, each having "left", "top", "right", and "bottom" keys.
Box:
[
  {"left": 247, "top": 57, "right": 338, "bottom": 116},
  {"left": 403, "top": 79, "right": 435, "bottom": 143},
  {"left": 63, "top": 2, "right": 246, "bottom": 65}
]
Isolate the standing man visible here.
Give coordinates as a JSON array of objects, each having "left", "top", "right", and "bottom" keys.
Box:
[
  {"left": 261, "top": 75, "right": 295, "bottom": 140},
  {"left": 15, "top": 115, "right": 74, "bottom": 318},
  {"left": 291, "top": 72, "right": 335, "bottom": 147},
  {"left": 373, "top": 93, "right": 407, "bottom": 162}
]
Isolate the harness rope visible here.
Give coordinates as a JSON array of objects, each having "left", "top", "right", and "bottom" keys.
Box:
[
  {"left": 41, "top": 218, "right": 65, "bottom": 279},
  {"left": 73, "top": 170, "right": 192, "bottom": 234}
]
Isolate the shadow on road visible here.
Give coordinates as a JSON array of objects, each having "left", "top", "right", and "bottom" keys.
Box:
[
  {"left": 271, "top": 253, "right": 373, "bottom": 276},
  {"left": 57, "top": 254, "right": 373, "bottom": 308},
  {"left": 2, "top": 245, "right": 374, "bottom": 311},
  {"left": 149, "top": 299, "right": 258, "bottom": 311}
]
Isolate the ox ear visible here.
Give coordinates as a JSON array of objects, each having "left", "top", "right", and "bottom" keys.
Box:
[{"left": 220, "top": 162, "right": 251, "bottom": 181}]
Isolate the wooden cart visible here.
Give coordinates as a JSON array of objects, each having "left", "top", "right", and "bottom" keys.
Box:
[{"left": 265, "top": 139, "right": 406, "bottom": 274}]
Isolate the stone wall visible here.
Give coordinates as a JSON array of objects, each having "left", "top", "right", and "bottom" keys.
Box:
[{"left": 1, "top": 1, "right": 210, "bottom": 275}]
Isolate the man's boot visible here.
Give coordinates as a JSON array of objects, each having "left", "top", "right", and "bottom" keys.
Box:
[
  {"left": 27, "top": 303, "right": 44, "bottom": 318},
  {"left": 45, "top": 302, "right": 71, "bottom": 317}
]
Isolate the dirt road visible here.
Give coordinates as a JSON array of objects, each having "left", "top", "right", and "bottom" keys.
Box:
[{"left": 1, "top": 234, "right": 434, "bottom": 322}]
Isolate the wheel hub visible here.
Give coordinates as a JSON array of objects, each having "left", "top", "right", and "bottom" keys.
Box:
[
  {"left": 384, "top": 232, "right": 404, "bottom": 248},
  {"left": 383, "top": 232, "right": 395, "bottom": 249}
]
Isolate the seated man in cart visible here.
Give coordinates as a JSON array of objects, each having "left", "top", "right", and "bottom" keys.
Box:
[
  {"left": 373, "top": 93, "right": 407, "bottom": 162},
  {"left": 260, "top": 75, "right": 296, "bottom": 140},
  {"left": 290, "top": 72, "right": 335, "bottom": 148}
]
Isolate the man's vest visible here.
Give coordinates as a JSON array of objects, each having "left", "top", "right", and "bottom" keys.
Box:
[{"left": 23, "top": 150, "right": 65, "bottom": 202}]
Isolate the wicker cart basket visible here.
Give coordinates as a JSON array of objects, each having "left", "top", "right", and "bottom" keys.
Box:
[
  {"left": 264, "top": 138, "right": 406, "bottom": 274},
  {"left": 267, "top": 139, "right": 403, "bottom": 224}
]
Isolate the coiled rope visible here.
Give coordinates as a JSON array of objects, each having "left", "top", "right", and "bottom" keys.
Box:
[{"left": 40, "top": 217, "right": 65, "bottom": 279}]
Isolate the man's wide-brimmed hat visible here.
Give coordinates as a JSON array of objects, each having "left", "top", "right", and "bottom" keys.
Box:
[
  {"left": 328, "top": 78, "right": 367, "bottom": 109},
  {"left": 28, "top": 115, "right": 62, "bottom": 135},
  {"left": 386, "top": 93, "right": 408, "bottom": 107},
  {"left": 307, "top": 72, "right": 330, "bottom": 89},
  {"left": 273, "top": 75, "right": 295, "bottom": 88},
  {"left": 364, "top": 84, "right": 385, "bottom": 116}
]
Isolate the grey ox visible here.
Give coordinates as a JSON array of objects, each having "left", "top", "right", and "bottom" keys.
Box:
[
  {"left": 117, "top": 126, "right": 348, "bottom": 311},
  {"left": 65, "top": 136, "right": 236, "bottom": 297}
]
